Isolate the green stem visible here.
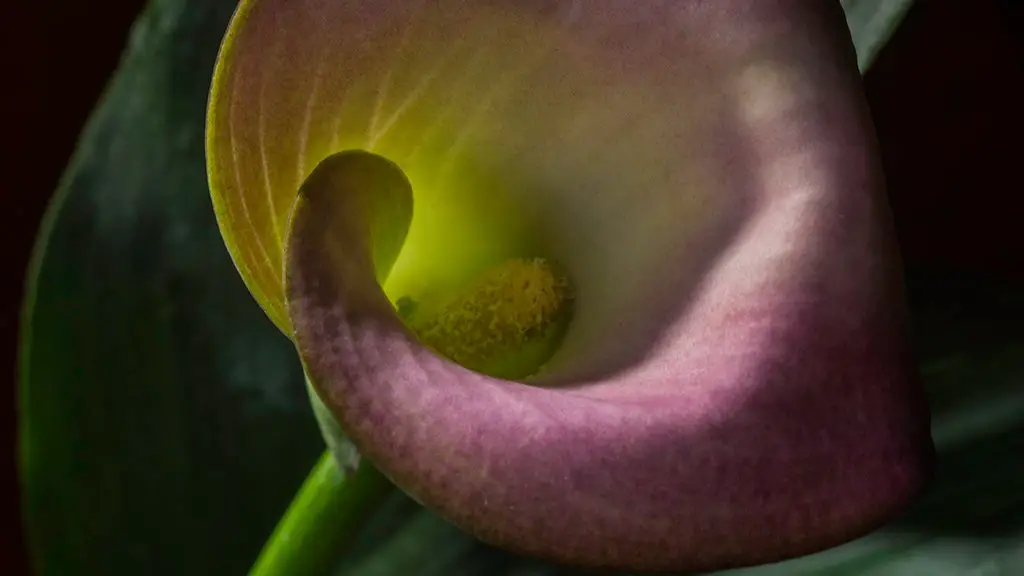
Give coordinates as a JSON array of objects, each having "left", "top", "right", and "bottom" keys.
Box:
[{"left": 249, "top": 451, "right": 395, "bottom": 576}]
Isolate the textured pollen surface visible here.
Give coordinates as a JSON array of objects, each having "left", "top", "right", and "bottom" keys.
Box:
[{"left": 408, "top": 258, "right": 572, "bottom": 374}]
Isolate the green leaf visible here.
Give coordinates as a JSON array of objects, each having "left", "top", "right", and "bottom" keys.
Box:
[
  {"left": 842, "top": 0, "right": 916, "bottom": 71},
  {"left": 18, "top": 1, "right": 326, "bottom": 574}
]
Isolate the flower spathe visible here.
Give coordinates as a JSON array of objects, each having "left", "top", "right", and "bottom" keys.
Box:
[{"left": 206, "top": 0, "right": 934, "bottom": 572}]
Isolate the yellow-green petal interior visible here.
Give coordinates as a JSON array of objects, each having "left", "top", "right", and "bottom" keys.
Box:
[
  {"left": 207, "top": 0, "right": 730, "bottom": 381},
  {"left": 207, "top": 1, "right": 567, "bottom": 336}
]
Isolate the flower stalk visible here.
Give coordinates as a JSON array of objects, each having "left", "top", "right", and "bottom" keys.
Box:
[{"left": 249, "top": 453, "right": 393, "bottom": 576}]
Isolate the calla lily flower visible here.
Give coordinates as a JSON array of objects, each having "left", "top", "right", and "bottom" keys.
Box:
[{"left": 206, "top": 0, "right": 933, "bottom": 572}]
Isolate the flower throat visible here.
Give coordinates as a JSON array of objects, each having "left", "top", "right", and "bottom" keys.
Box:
[{"left": 397, "top": 258, "right": 574, "bottom": 380}]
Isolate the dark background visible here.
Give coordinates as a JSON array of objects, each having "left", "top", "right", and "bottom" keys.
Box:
[{"left": 4, "top": 0, "right": 1022, "bottom": 573}]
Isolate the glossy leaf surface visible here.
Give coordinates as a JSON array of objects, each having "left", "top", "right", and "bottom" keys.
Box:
[{"left": 19, "top": 1, "right": 326, "bottom": 573}]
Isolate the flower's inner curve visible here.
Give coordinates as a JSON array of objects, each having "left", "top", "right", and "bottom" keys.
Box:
[{"left": 302, "top": 147, "right": 577, "bottom": 382}]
